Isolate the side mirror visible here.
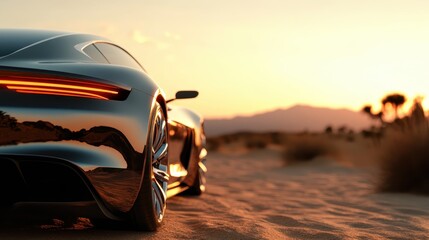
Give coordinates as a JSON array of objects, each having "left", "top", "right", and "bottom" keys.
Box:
[{"left": 167, "top": 90, "right": 199, "bottom": 103}]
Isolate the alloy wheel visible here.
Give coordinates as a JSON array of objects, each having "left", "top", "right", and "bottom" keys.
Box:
[{"left": 151, "top": 108, "right": 169, "bottom": 223}]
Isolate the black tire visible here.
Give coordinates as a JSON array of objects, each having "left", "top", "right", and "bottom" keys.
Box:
[
  {"left": 186, "top": 159, "right": 207, "bottom": 196},
  {"left": 127, "top": 102, "right": 169, "bottom": 231}
]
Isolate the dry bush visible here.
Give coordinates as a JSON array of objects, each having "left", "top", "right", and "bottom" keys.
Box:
[
  {"left": 245, "top": 139, "right": 267, "bottom": 149},
  {"left": 269, "top": 132, "right": 285, "bottom": 145},
  {"left": 377, "top": 100, "right": 429, "bottom": 193},
  {"left": 284, "top": 136, "right": 335, "bottom": 163},
  {"left": 207, "top": 132, "right": 287, "bottom": 152},
  {"left": 377, "top": 128, "right": 429, "bottom": 193},
  {"left": 206, "top": 138, "right": 221, "bottom": 151}
]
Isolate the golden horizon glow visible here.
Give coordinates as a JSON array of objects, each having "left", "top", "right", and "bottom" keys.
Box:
[{"left": 2, "top": 1, "right": 429, "bottom": 118}]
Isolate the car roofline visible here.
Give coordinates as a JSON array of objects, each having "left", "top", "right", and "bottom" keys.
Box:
[{"left": 0, "top": 32, "right": 75, "bottom": 60}]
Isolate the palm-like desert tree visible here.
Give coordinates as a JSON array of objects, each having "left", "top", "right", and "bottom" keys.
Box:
[
  {"left": 382, "top": 93, "right": 406, "bottom": 119},
  {"left": 362, "top": 105, "right": 372, "bottom": 116},
  {"left": 361, "top": 104, "right": 384, "bottom": 125}
]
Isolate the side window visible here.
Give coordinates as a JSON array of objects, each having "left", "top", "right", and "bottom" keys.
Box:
[
  {"left": 94, "top": 43, "right": 142, "bottom": 70},
  {"left": 82, "top": 44, "right": 108, "bottom": 63}
]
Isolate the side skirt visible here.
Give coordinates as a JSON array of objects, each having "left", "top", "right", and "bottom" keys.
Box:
[{"left": 166, "top": 185, "right": 189, "bottom": 199}]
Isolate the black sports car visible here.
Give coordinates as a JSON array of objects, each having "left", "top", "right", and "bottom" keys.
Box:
[{"left": 0, "top": 29, "right": 207, "bottom": 231}]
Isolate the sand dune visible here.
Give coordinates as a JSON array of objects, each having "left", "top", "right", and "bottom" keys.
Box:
[{"left": 0, "top": 146, "right": 428, "bottom": 239}]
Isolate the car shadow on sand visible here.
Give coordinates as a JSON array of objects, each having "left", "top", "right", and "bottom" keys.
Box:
[{"left": 0, "top": 213, "right": 162, "bottom": 240}]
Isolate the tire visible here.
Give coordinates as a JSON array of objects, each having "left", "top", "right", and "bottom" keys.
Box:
[
  {"left": 128, "top": 102, "right": 169, "bottom": 231},
  {"left": 186, "top": 158, "right": 207, "bottom": 196}
]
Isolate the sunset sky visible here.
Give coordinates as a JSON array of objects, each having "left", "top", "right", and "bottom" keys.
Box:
[{"left": 2, "top": 0, "right": 429, "bottom": 118}]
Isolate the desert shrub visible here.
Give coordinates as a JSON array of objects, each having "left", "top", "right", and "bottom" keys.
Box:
[
  {"left": 270, "top": 132, "right": 284, "bottom": 145},
  {"left": 324, "top": 125, "right": 333, "bottom": 134},
  {"left": 377, "top": 100, "right": 429, "bottom": 193},
  {"left": 337, "top": 125, "right": 348, "bottom": 135},
  {"left": 245, "top": 139, "right": 267, "bottom": 149},
  {"left": 0, "top": 111, "right": 18, "bottom": 129},
  {"left": 223, "top": 136, "right": 232, "bottom": 144},
  {"left": 346, "top": 130, "right": 355, "bottom": 142},
  {"left": 284, "top": 136, "right": 334, "bottom": 163},
  {"left": 377, "top": 129, "right": 429, "bottom": 193},
  {"left": 207, "top": 138, "right": 221, "bottom": 151}
]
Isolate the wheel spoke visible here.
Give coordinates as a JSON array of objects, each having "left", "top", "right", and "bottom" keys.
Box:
[
  {"left": 198, "top": 159, "right": 207, "bottom": 191},
  {"left": 154, "top": 129, "right": 166, "bottom": 151},
  {"left": 152, "top": 178, "right": 167, "bottom": 202},
  {"left": 154, "top": 116, "right": 160, "bottom": 142},
  {"left": 159, "top": 119, "right": 166, "bottom": 140},
  {"left": 198, "top": 160, "right": 208, "bottom": 173},
  {"left": 151, "top": 179, "right": 166, "bottom": 219},
  {"left": 154, "top": 143, "right": 168, "bottom": 162},
  {"left": 153, "top": 167, "right": 169, "bottom": 183},
  {"left": 152, "top": 189, "right": 161, "bottom": 220}
]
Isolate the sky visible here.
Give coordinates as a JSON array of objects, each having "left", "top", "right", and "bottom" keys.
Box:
[{"left": 2, "top": 0, "right": 429, "bottom": 118}]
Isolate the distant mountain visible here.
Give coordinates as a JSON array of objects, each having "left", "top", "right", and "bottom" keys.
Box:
[{"left": 204, "top": 105, "right": 373, "bottom": 136}]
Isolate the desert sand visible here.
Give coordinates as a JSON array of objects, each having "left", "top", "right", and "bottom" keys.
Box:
[{"left": 0, "top": 142, "right": 428, "bottom": 239}]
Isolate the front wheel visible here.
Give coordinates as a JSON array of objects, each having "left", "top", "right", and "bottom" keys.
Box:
[{"left": 128, "top": 103, "right": 169, "bottom": 231}]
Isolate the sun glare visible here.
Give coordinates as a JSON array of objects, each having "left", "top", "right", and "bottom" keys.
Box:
[{"left": 1, "top": 0, "right": 429, "bottom": 117}]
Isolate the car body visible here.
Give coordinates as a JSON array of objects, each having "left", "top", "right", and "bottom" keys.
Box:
[{"left": 0, "top": 29, "right": 207, "bottom": 230}]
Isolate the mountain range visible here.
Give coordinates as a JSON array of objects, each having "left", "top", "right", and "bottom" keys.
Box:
[{"left": 204, "top": 105, "right": 373, "bottom": 136}]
